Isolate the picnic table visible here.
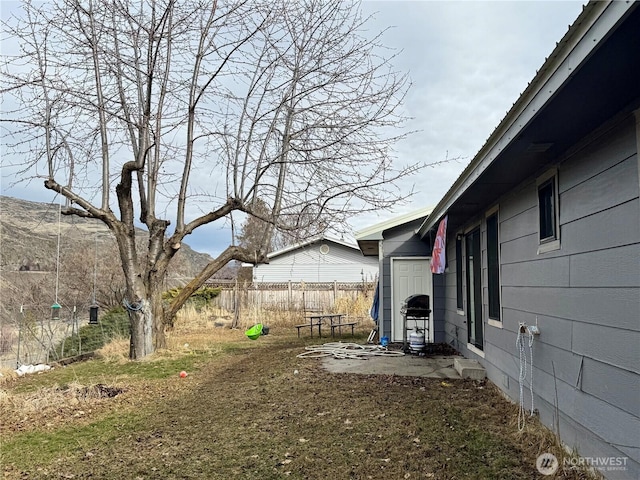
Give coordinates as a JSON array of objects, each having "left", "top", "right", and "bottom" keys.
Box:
[{"left": 294, "top": 313, "right": 357, "bottom": 338}]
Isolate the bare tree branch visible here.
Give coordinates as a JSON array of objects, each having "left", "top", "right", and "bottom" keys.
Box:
[{"left": 1, "top": 0, "right": 437, "bottom": 359}]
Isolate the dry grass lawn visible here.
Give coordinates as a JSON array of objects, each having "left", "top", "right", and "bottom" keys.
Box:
[{"left": 0, "top": 306, "right": 599, "bottom": 479}]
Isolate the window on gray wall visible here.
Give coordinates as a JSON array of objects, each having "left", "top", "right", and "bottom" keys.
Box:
[
  {"left": 538, "top": 178, "right": 556, "bottom": 242},
  {"left": 456, "top": 236, "right": 463, "bottom": 310},
  {"left": 536, "top": 168, "right": 561, "bottom": 254},
  {"left": 487, "top": 213, "right": 500, "bottom": 320}
]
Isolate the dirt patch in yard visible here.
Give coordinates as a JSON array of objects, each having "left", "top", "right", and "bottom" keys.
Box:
[{"left": 1, "top": 335, "right": 597, "bottom": 479}]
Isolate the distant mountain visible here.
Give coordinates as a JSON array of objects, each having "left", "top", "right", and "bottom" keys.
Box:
[{"left": 0, "top": 195, "right": 213, "bottom": 280}]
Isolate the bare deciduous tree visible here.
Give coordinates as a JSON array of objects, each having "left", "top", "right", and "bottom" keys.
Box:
[
  {"left": 235, "top": 198, "right": 274, "bottom": 255},
  {"left": 2, "top": 0, "right": 423, "bottom": 359}
]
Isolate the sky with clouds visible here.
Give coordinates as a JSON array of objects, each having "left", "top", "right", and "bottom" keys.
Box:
[
  {"left": 353, "top": 0, "right": 586, "bottom": 228},
  {"left": 1, "top": 1, "right": 586, "bottom": 258}
]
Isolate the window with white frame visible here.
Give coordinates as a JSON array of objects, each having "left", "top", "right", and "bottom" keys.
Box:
[{"left": 536, "top": 168, "right": 560, "bottom": 253}]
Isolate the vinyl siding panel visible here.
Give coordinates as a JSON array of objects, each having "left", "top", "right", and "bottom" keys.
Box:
[
  {"left": 383, "top": 224, "right": 431, "bottom": 257},
  {"left": 569, "top": 243, "right": 640, "bottom": 287},
  {"left": 580, "top": 357, "right": 640, "bottom": 417},
  {"left": 499, "top": 204, "right": 537, "bottom": 243},
  {"left": 561, "top": 155, "right": 638, "bottom": 224},
  {"left": 559, "top": 120, "right": 637, "bottom": 193},
  {"left": 502, "top": 286, "right": 639, "bottom": 331},
  {"left": 481, "top": 324, "right": 516, "bottom": 358},
  {"left": 530, "top": 341, "right": 584, "bottom": 388},
  {"left": 442, "top": 240, "right": 467, "bottom": 352},
  {"left": 498, "top": 183, "right": 537, "bottom": 222},
  {"left": 500, "top": 199, "right": 640, "bottom": 264},
  {"left": 254, "top": 240, "right": 378, "bottom": 283},
  {"left": 534, "top": 366, "right": 640, "bottom": 457},
  {"left": 501, "top": 308, "right": 573, "bottom": 351},
  {"left": 561, "top": 197, "right": 640, "bottom": 255},
  {"left": 572, "top": 322, "right": 640, "bottom": 372},
  {"left": 481, "top": 344, "right": 640, "bottom": 479},
  {"left": 501, "top": 256, "right": 570, "bottom": 287},
  {"left": 439, "top": 116, "right": 640, "bottom": 477},
  {"left": 535, "top": 397, "right": 640, "bottom": 480}
]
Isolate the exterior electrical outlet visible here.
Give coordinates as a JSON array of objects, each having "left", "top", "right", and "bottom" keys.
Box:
[{"left": 527, "top": 325, "right": 540, "bottom": 335}]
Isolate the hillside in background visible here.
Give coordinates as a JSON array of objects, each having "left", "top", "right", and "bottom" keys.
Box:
[{"left": 0, "top": 195, "right": 214, "bottom": 281}]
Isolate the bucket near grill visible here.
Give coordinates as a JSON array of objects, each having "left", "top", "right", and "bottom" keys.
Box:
[{"left": 409, "top": 330, "right": 426, "bottom": 353}]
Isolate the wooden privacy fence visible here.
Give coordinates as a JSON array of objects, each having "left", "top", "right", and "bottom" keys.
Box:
[{"left": 205, "top": 280, "right": 374, "bottom": 312}]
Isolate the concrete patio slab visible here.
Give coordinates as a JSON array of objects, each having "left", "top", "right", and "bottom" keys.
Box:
[{"left": 321, "top": 354, "right": 463, "bottom": 379}]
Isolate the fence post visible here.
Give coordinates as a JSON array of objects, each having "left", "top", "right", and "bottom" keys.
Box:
[
  {"left": 232, "top": 279, "right": 240, "bottom": 329},
  {"left": 334, "top": 280, "right": 338, "bottom": 301}
]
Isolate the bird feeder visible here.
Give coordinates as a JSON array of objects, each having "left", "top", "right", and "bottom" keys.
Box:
[
  {"left": 51, "top": 302, "right": 61, "bottom": 321},
  {"left": 89, "top": 304, "right": 99, "bottom": 325}
]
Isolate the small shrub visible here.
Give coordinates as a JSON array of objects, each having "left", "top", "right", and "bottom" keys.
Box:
[
  {"left": 53, "top": 307, "right": 130, "bottom": 358},
  {"left": 163, "top": 286, "right": 221, "bottom": 310}
]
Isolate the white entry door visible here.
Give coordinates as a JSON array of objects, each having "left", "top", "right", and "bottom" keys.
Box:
[{"left": 391, "top": 257, "right": 433, "bottom": 343}]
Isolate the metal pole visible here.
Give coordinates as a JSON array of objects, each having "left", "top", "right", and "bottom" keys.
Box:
[
  {"left": 16, "top": 305, "right": 24, "bottom": 368},
  {"left": 41, "top": 310, "right": 47, "bottom": 364},
  {"left": 76, "top": 306, "right": 81, "bottom": 355},
  {"left": 55, "top": 203, "right": 62, "bottom": 304},
  {"left": 93, "top": 234, "right": 98, "bottom": 304}
]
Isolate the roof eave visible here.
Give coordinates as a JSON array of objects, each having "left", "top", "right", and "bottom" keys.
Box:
[
  {"left": 266, "top": 235, "right": 359, "bottom": 259},
  {"left": 355, "top": 206, "right": 434, "bottom": 241}
]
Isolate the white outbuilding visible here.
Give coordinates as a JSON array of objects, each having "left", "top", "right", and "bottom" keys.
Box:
[{"left": 252, "top": 236, "right": 378, "bottom": 284}]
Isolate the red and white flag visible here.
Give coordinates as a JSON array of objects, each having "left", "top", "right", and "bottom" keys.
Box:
[{"left": 430, "top": 215, "right": 448, "bottom": 274}]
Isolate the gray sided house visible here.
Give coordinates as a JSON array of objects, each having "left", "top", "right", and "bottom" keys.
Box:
[
  {"left": 413, "top": 2, "right": 639, "bottom": 478},
  {"left": 355, "top": 207, "right": 445, "bottom": 344},
  {"left": 252, "top": 236, "right": 378, "bottom": 284}
]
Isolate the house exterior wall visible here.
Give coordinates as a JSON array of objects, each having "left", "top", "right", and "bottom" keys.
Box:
[
  {"left": 442, "top": 115, "right": 640, "bottom": 479},
  {"left": 254, "top": 241, "right": 378, "bottom": 283},
  {"left": 379, "top": 220, "right": 445, "bottom": 342}
]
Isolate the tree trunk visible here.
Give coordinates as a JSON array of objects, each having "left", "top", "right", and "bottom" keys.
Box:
[
  {"left": 127, "top": 299, "right": 153, "bottom": 359},
  {"left": 152, "top": 293, "right": 167, "bottom": 350}
]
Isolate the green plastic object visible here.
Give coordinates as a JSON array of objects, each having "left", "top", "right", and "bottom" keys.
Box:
[{"left": 245, "top": 324, "right": 263, "bottom": 340}]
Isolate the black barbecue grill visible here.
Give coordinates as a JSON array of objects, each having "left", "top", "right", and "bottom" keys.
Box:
[
  {"left": 400, "top": 294, "right": 431, "bottom": 317},
  {"left": 401, "top": 294, "right": 431, "bottom": 354}
]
